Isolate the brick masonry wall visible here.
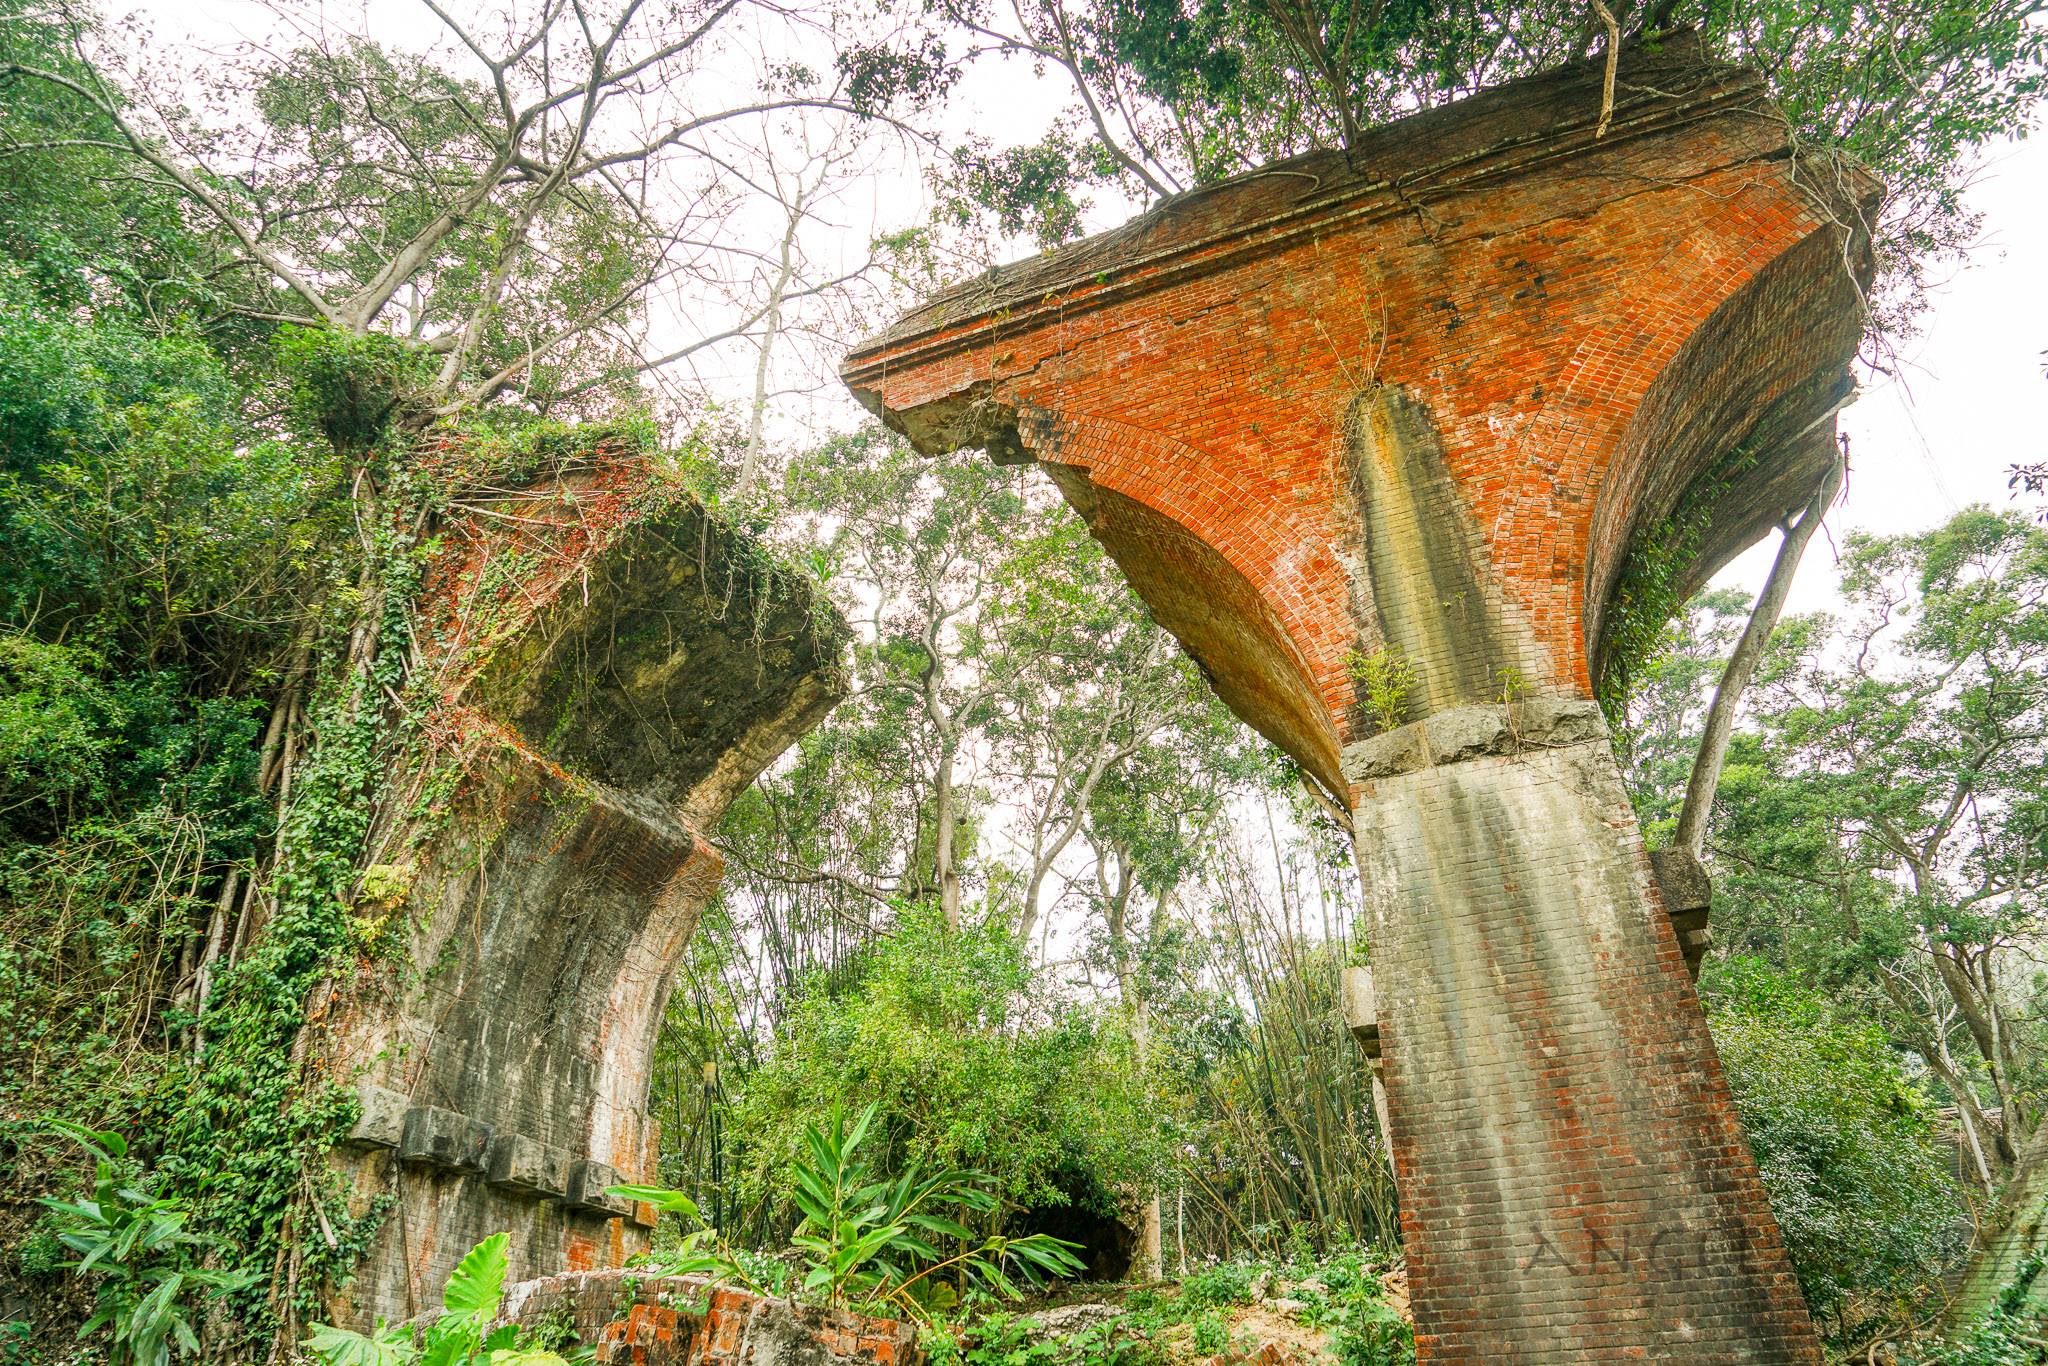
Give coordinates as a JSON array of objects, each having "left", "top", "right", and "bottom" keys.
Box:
[
  {"left": 843, "top": 37, "right": 1877, "bottom": 793},
  {"left": 1354, "top": 740, "right": 1817, "bottom": 1361},
  {"left": 495, "top": 1271, "right": 926, "bottom": 1366},
  {"left": 316, "top": 485, "right": 848, "bottom": 1328},
  {"left": 843, "top": 35, "right": 1867, "bottom": 1363}
]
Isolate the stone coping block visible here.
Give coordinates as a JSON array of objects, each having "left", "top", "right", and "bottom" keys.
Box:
[
  {"left": 399, "top": 1105, "right": 491, "bottom": 1173},
  {"left": 1340, "top": 966, "right": 1380, "bottom": 1060},
  {"left": 487, "top": 1133, "right": 572, "bottom": 1199},
  {"left": 564, "top": 1159, "right": 633, "bottom": 1216},
  {"left": 1340, "top": 700, "right": 1607, "bottom": 785},
  {"left": 495, "top": 1270, "right": 925, "bottom": 1366},
  {"left": 345, "top": 1085, "right": 409, "bottom": 1151}
]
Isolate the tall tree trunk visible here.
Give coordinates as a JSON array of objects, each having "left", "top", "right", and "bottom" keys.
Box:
[
  {"left": 1673, "top": 447, "right": 1845, "bottom": 857},
  {"left": 1134, "top": 994, "right": 1163, "bottom": 1279},
  {"left": 1948, "top": 1119, "right": 2048, "bottom": 1327},
  {"left": 933, "top": 742, "right": 963, "bottom": 928}
]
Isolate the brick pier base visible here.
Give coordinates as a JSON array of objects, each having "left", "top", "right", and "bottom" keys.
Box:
[{"left": 1355, "top": 737, "right": 1817, "bottom": 1361}]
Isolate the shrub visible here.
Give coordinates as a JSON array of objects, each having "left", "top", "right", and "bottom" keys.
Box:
[
  {"left": 728, "top": 907, "right": 1172, "bottom": 1223},
  {"left": 1179, "top": 1263, "right": 1256, "bottom": 1311},
  {"left": 1706, "top": 960, "right": 1964, "bottom": 1333}
]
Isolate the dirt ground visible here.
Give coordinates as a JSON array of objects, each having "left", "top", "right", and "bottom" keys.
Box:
[{"left": 1007, "top": 1263, "right": 1412, "bottom": 1366}]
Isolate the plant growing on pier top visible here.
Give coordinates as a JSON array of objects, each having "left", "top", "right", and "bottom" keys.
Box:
[
  {"left": 1347, "top": 647, "right": 1415, "bottom": 734},
  {"left": 926, "top": 0, "right": 2041, "bottom": 328}
]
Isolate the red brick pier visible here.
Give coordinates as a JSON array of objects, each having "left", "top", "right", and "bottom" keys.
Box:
[{"left": 844, "top": 34, "right": 1875, "bottom": 1362}]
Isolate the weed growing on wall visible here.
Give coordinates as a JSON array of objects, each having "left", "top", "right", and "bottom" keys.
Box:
[
  {"left": 1599, "top": 447, "right": 1763, "bottom": 728},
  {"left": 1344, "top": 649, "right": 1414, "bottom": 734}
]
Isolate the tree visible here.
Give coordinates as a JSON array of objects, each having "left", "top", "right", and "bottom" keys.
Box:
[
  {"left": 1705, "top": 961, "right": 1962, "bottom": 1350},
  {"left": 729, "top": 427, "right": 1250, "bottom": 943},
  {"left": 0, "top": 0, "right": 936, "bottom": 431},
  {"left": 724, "top": 906, "right": 1173, "bottom": 1228},
  {"left": 1634, "top": 508, "right": 2048, "bottom": 1193},
  {"left": 926, "top": 0, "right": 2043, "bottom": 329}
]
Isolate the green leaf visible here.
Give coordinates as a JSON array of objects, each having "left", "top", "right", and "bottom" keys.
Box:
[
  {"left": 441, "top": 1232, "right": 510, "bottom": 1322},
  {"left": 306, "top": 1322, "right": 419, "bottom": 1366},
  {"left": 605, "top": 1184, "right": 698, "bottom": 1218}
]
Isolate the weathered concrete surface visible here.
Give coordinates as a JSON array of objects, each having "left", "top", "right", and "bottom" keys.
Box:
[
  {"left": 494, "top": 1271, "right": 926, "bottom": 1366},
  {"left": 1355, "top": 744, "right": 1807, "bottom": 1357},
  {"left": 319, "top": 443, "right": 848, "bottom": 1326},
  {"left": 847, "top": 34, "right": 1872, "bottom": 1363}
]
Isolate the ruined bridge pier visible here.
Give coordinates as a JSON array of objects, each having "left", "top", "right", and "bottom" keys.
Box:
[
  {"left": 322, "top": 466, "right": 848, "bottom": 1328},
  {"left": 846, "top": 39, "right": 1875, "bottom": 1363}
]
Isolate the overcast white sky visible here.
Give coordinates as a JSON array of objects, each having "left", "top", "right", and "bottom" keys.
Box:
[
  {"left": 1717, "top": 131, "right": 2048, "bottom": 614},
  {"left": 130, "top": 0, "right": 2045, "bottom": 614}
]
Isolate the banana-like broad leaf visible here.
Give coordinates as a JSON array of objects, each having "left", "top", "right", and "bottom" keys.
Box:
[
  {"left": 305, "top": 1323, "right": 416, "bottom": 1366},
  {"left": 441, "top": 1232, "right": 510, "bottom": 1322},
  {"left": 420, "top": 1327, "right": 472, "bottom": 1366},
  {"left": 604, "top": 1184, "right": 698, "bottom": 1218}
]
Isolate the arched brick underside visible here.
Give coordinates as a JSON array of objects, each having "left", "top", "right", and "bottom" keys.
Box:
[
  {"left": 1585, "top": 222, "right": 1866, "bottom": 683},
  {"left": 1017, "top": 407, "right": 1347, "bottom": 793},
  {"left": 848, "top": 34, "right": 1875, "bottom": 1365},
  {"left": 323, "top": 497, "right": 848, "bottom": 1328}
]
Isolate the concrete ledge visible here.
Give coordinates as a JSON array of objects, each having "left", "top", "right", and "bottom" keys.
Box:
[
  {"left": 1340, "top": 699, "right": 1607, "bottom": 784},
  {"left": 345, "top": 1086, "right": 410, "bottom": 1151},
  {"left": 1649, "top": 846, "right": 1715, "bottom": 980},
  {"left": 564, "top": 1159, "right": 632, "bottom": 1216},
  {"left": 1341, "top": 965, "right": 1381, "bottom": 1061},
  {"left": 399, "top": 1106, "right": 491, "bottom": 1172},
  {"left": 486, "top": 1133, "right": 571, "bottom": 1199}
]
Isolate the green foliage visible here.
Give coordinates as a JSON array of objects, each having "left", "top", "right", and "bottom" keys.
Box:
[
  {"left": 1301, "top": 1247, "right": 1413, "bottom": 1366},
  {"left": 1178, "top": 1263, "right": 1255, "bottom": 1311},
  {"left": 306, "top": 1232, "right": 576, "bottom": 1366},
  {"left": 1926, "top": 1256, "right": 2048, "bottom": 1365},
  {"left": 615, "top": 1110, "right": 1082, "bottom": 1321},
  {"left": 728, "top": 907, "right": 1172, "bottom": 1220},
  {"left": 1707, "top": 963, "right": 1964, "bottom": 1338},
  {"left": 782, "top": 1102, "right": 1082, "bottom": 1313},
  {"left": 1598, "top": 441, "right": 1765, "bottom": 722},
  {"left": 32, "top": 1120, "right": 254, "bottom": 1366},
  {"left": 924, "top": 1311, "right": 1150, "bottom": 1366},
  {"left": 275, "top": 326, "right": 431, "bottom": 455},
  {"left": 0, "top": 284, "right": 335, "bottom": 673},
  {"left": 0, "top": 4, "right": 253, "bottom": 332},
  {"left": 1344, "top": 649, "right": 1414, "bottom": 733}
]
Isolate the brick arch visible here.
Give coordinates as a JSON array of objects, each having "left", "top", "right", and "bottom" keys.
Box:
[
  {"left": 1419, "top": 170, "right": 1840, "bottom": 699},
  {"left": 1581, "top": 222, "right": 1865, "bottom": 683},
  {"left": 1012, "top": 403, "right": 1349, "bottom": 793},
  {"left": 849, "top": 40, "right": 1878, "bottom": 1362}
]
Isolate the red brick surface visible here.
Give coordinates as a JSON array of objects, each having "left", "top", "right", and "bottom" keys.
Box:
[
  {"left": 496, "top": 1272, "right": 925, "bottom": 1366},
  {"left": 843, "top": 37, "right": 1875, "bottom": 795}
]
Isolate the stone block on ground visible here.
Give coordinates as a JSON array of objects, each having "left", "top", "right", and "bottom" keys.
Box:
[{"left": 1018, "top": 1304, "right": 1123, "bottom": 1339}]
